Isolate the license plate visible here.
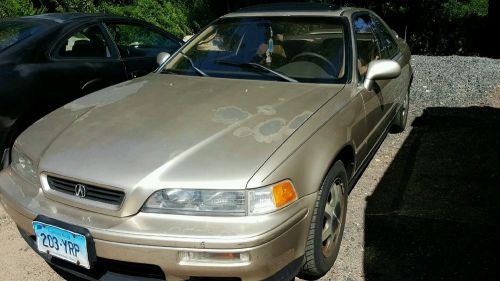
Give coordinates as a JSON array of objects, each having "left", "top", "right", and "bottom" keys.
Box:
[{"left": 32, "top": 221, "right": 90, "bottom": 269}]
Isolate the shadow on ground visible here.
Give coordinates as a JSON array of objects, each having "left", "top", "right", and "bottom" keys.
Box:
[{"left": 364, "top": 106, "right": 500, "bottom": 281}]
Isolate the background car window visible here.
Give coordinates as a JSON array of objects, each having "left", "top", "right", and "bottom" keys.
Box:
[
  {"left": 57, "top": 25, "right": 111, "bottom": 58},
  {"left": 0, "top": 21, "right": 45, "bottom": 53},
  {"left": 371, "top": 16, "right": 399, "bottom": 59},
  {"left": 106, "top": 23, "right": 179, "bottom": 58},
  {"left": 354, "top": 14, "right": 381, "bottom": 80}
]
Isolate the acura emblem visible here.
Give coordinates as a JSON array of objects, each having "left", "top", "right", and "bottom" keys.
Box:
[{"left": 75, "top": 184, "right": 87, "bottom": 198}]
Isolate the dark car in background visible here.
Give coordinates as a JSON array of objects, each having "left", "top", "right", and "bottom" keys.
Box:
[{"left": 0, "top": 13, "right": 182, "bottom": 168}]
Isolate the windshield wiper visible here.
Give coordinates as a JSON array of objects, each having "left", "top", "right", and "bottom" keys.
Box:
[
  {"left": 216, "top": 60, "right": 297, "bottom": 83},
  {"left": 180, "top": 52, "right": 209, "bottom": 77}
]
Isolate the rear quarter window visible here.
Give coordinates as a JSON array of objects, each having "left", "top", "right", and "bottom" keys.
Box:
[{"left": 0, "top": 21, "right": 44, "bottom": 53}]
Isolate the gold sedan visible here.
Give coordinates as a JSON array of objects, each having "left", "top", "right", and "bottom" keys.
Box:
[{"left": 0, "top": 4, "right": 412, "bottom": 281}]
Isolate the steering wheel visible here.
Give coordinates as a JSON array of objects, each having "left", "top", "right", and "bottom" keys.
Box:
[{"left": 291, "top": 52, "right": 338, "bottom": 76}]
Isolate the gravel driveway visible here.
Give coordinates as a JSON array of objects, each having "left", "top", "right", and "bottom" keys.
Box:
[{"left": 1, "top": 55, "right": 499, "bottom": 281}]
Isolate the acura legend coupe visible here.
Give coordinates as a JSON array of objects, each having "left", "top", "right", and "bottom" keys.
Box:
[{"left": 0, "top": 3, "right": 412, "bottom": 281}]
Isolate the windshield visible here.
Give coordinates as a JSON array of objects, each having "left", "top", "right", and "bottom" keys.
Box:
[
  {"left": 0, "top": 21, "right": 45, "bottom": 53},
  {"left": 162, "top": 17, "right": 348, "bottom": 84}
]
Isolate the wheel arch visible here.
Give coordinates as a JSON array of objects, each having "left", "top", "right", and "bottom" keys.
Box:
[
  {"left": 331, "top": 144, "right": 355, "bottom": 181},
  {"left": 247, "top": 85, "right": 363, "bottom": 197},
  {"left": 1, "top": 109, "right": 43, "bottom": 166}
]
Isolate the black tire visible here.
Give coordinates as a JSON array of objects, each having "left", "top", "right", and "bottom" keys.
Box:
[
  {"left": 298, "top": 160, "right": 348, "bottom": 280},
  {"left": 390, "top": 86, "right": 410, "bottom": 133},
  {"left": 1, "top": 147, "right": 8, "bottom": 169}
]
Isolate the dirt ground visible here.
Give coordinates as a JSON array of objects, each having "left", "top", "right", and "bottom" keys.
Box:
[{"left": 1, "top": 86, "right": 499, "bottom": 281}]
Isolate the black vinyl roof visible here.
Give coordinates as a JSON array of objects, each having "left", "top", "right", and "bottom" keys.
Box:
[{"left": 238, "top": 3, "right": 339, "bottom": 12}]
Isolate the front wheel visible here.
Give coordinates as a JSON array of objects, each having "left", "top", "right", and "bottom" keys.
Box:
[{"left": 298, "top": 160, "right": 348, "bottom": 280}]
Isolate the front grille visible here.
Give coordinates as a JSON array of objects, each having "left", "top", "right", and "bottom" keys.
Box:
[{"left": 47, "top": 176, "right": 125, "bottom": 206}]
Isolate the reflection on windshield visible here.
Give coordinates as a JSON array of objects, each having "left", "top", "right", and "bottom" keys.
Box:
[
  {"left": 163, "top": 17, "right": 347, "bottom": 84},
  {"left": 216, "top": 60, "right": 298, "bottom": 82}
]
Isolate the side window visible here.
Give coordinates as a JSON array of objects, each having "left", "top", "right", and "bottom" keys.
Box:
[
  {"left": 353, "top": 14, "right": 381, "bottom": 80},
  {"left": 371, "top": 16, "right": 399, "bottom": 59},
  {"left": 106, "top": 23, "right": 179, "bottom": 58},
  {"left": 57, "top": 25, "right": 112, "bottom": 58}
]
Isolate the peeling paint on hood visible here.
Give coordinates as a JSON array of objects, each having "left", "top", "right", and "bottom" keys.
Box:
[
  {"left": 233, "top": 111, "right": 313, "bottom": 144},
  {"left": 30, "top": 74, "right": 344, "bottom": 194}
]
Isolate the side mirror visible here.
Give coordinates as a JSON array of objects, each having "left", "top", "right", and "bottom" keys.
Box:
[
  {"left": 364, "top": 59, "right": 401, "bottom": 91},
  {"left": 183, "top": 35, "right": 194, "bottom": 42},
  {"left": 156, "top": 52, "right": 171, "bottom": 66},
  {"left": 391, "top": 29, "right": 399, "bottom": 38}
]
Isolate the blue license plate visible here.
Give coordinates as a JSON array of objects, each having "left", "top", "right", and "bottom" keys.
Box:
[{"left": 32, "top": 221, "right": 90, "bottom": 269}]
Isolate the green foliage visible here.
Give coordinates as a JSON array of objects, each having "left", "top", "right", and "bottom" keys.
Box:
[
  {"left": 0, "top": 0, "right": 202, "bottom": 38},
  {"left": 181, "top": 0, "right": 214, "bottom": 31},
  {"left": 53, "top": 0, "right": 97, "bottom": 13},
  {"left": 0, "top": 0, "right": 495, "bottom": 56},
  {"left": 443, "top": 0, "right": 489, "bottom": 19},
  {"left": 98, "top": 0, "right": 192, "bottom": 37},
  {"left": 0, "top": 0, "right": 34, "bottom": 18}
]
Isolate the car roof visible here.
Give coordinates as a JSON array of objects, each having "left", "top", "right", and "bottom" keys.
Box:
[
  {"left": 224, "top": 4, "right": 366, "bottom": 18},
  {"left": 21, "top": 13, "right": 134, "bottom": 24},
  {"left": 238, "top": 3, "right": 340, "bottom": 12}
]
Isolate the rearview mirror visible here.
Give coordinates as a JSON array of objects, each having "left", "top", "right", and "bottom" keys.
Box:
[
  {"left": 364, "top": 60, "right": 401, "bottom": 91},
  {"left": 156, "top": 52, "right": 171, "bottom": 66}
]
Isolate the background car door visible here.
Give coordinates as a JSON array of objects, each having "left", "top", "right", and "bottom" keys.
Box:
[
  {"left": 105, "top": 22, "right": 181, "bottom": 78},
  {"left": 47, "top": 23, "right": 127, "bottom": 107}
]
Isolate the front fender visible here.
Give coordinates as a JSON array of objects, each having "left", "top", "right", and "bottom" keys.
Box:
[{"left": 248, "top": 85, "right": 365, "bottom": 197}]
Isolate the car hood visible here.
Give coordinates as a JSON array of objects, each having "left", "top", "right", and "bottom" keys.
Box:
[{"left": 34, "top": 74, "right": 342, "bottom": 195}]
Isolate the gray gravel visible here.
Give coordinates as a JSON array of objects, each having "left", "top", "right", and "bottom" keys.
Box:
[{"left": 410, "top": 55, "right": 500, "bottom": 110}]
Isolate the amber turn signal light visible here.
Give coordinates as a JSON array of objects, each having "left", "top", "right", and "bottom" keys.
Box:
[{"left": 272, "top": 180, "right": 298, "bottom": 208}]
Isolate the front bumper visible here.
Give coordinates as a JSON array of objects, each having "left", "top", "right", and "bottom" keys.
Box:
[{"left": 0, "top": 168, "right": 316, "bottom": 281}]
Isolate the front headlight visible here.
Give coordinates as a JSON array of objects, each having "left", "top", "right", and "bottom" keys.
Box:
[
  {"left": 11, "top": 146, "right": 38, "bottom": 184},
  {"left": 143, "top": 189, "right": 246, "bottom": 216},
  {"left": 143, "top": 180, "right": 298, "bottom": 216}
]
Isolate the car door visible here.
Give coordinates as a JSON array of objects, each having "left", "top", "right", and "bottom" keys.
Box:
[
  {"left": 48, "top": 22, "right": 128, "bottom": 106},
  {"left": 353, "top": 13, "right": 390, "bottom": 156},
  {"left": 105, "top": 22, "right": 181, "bottom": 79}
]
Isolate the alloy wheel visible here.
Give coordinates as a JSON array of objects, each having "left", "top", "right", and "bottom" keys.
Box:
[{"left": 321, "top": 177, "right": 345, "bottom": 257}]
